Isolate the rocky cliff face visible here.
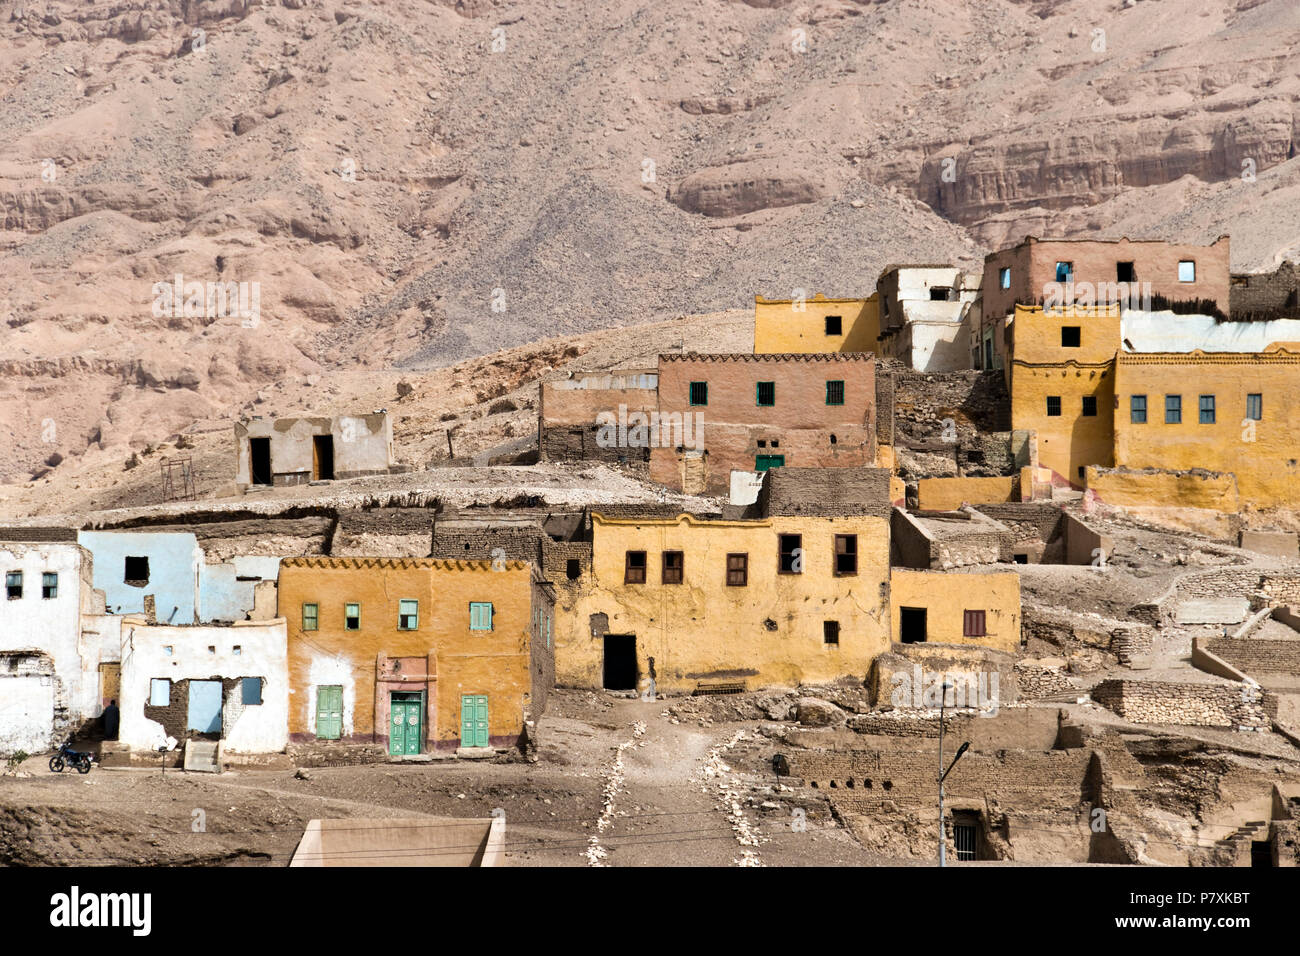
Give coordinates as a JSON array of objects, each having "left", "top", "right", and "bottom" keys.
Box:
[{"left": 0, "top": 0, "right": 1297, "bottom": 488}]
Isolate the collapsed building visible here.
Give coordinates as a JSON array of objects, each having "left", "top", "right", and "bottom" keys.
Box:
[{"left": 235, "top": 413, "right": 398, "bottom": 489}]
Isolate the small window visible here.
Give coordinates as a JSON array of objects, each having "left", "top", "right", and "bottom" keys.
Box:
[
  {"left": 1061, "top": 326, "right": 1081, "bottom": 348},
  {"left": 124, "top": 556, "right": 149, "bottom": 586},
  {"left": 834, "top": 535, "right": 857, "bottom": 576},
  {"left": 825, "top": 380, "right": 845, "bottom": 406},
  {"left": 566, "top": 558, "right": 581, "bottom": 580},
  {"left": 41, "top": 572, "right": 57, "bottom": 599},
  {"left": 1178, "top": 260, "right": 1196, "bottom": 282},
  {"left": 1055, "top": 261, "right": 1073, "bottom": 283},
  {"left": 470, "top": 602, "right": 494, "bottom": 631},
  {"left": 662, "top": 551, "right": 683, "bottom": 585},
  {"left": 999, "top": 267, "right": 1010, "bottom": 290},
  {"left": 1130, "top": 395, "right": 1147, "bottom": 424},
  {"left": 756, "top": 381, "right": 775, "bottom": 407},
  {"left": 1046, "top": 396, "right": 1061, "bottom": 417},
  {"left": 757, "top": 439, "right": 767, "bottom": 448},
  {"left": 232, "top": 645, "right": 241, "bottom": 656},
  {"left": 241, "top": 677, "right": 263, "bottom": 706},
  {"left": 928, "top": 287, "right": 949, "bottom": 301},
  {"left": 398, "top": 598, "right": 419, "bottom": 630},
  {"left": 1246, "top": 393, "right": 1262, "bottom": 421},
  {"left": 823, "top": 621, "right": 840, "bottom": 645},
  {"left": 1165, "top": 394, "right": 1182, "bottom": 424},
  {"left": 963, "top": 610, "right": 986, "bottom": 638},
  {"left": 345, "top": 602, "right": 360, "bottom": 631},
  {"left": 164, "top": 645, "right": 173, "bottom": 656},
  {"left": 1117, "top": 261, "right": 1135, "bottom": 283},
  {"left": 5, "top": 571, "right": 22, "bottom": 600},
  {"left": 824, "top": 315, "right": 842, "bottom": 336},
  {"left": 624, "top": 550, "right": 647, "bottom": 584},
  {"left": 1199, "top": 394, "right": 1216, "bottom": 424},
  {"left": 689, "top": 381, "right": 708, "bottom": 406},
  {"left": 1082, "top": 395, "right": 1097, "bottom": 417},
  {"left": 149, "top": 678, "right": 170, "bottom": 707},
  {"left": 302, "top": 603, "right": 319, "bottom": 631},
  {"left": 779, "top": 534, "right": 802, "bottom": 574},
  {"left": 726, "top": 553, "right": 748, "bottom": 587}
]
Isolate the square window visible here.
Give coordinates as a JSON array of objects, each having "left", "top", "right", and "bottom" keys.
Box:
[
  {"left": 1247, "top": 393, "right": 1262, "bottom": 421},
  {"left": 825, "top": 315, "right": 842, "bottom": 336},
  {"left": 1055, "top": 261, "right": 1073, "bottom": 283},
  {"left": 1046, "top": 396, "right": 1062, "bottom": 417},
  {"left": 779, "top": 534, "right": 803, "bottom": 574},
  {"left": 756, "top": 381, "right": 775, "bottom": 407},
  {"left": 929, "top": 287, "right": 950, "bottom": 301},
  {"left": 823, "top": 621, "right": 840, "bottom": 645},
  {"left": 1117, "top": 261, "right": 1136, "bottom": 283},
  {"left": 624, "top": 550, "right": 647, "bottom": 584},
  {"left": 302, "top": 603, "right": 318, "bottom": 631},
  {"left": 1061, "top": 326, "right": 1081, "bottom": 348},
  {"left": 241, "top": 677, "right": 263, "bottom": 706},
  {"left": 726, "top": 553, "right": 748, "bottom": 587},
  {"left": 345, "top": 602, "right": 360, "bottom": 630},
  {"left": 757, "top": 439, "right": 767, "bottom": 448},
  {"left": 662, "top": 551, "right": 683, "bottom": 585},
  {"left": 689, "top": 381, "right": 708, "bottom": 406},
  {"left": 834, "top": 535, "right": 858, "bottom": 576},
  {"left": 233, "top": 645, "right": 241, "bottom": 656},
  {"left": 124, "top": 556, "right": 149, "bottom": 586},
  {"left": 470, "top": 601, "right": 494, "bottom": 631},
  {"left": 825, "top": 380, "right": 845, "bottom": 406},
  {"left": 1082, "top": 395, "right": 1097, "bottom": 417},
  {"left": 1130, "top": 395, "right": 1147, "bottom": 424},
  {"left": 5, "top": 571, "right": 22, "bottom": 600},
  {"left": 1165, "top": 395, "right": 1182, "bottom": 424},
  {"left": 1199, "top": 394, "right": 1216, "bottom": 424},
  {"left": 41, "top": 572, "right": 57, "bottom": 599},
  {"left": 1178, "top": 260, "right": 1196, "bottom": 282},
  {"left": 149, "top": 678, "right": 170, "bottom": 707},
  {"left": 398, "top": 598, "right": 419, "bottom": 630},
  {"left": 999, "top": 267, "right": 1010, "bottom": 290},
  {"left": 963, "top": 610, "right": 986, "bottom": 638}
]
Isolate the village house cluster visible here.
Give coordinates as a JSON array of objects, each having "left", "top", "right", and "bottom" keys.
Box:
[{"left": 4, "top": 231, "right": 1300, "bottom": 784}]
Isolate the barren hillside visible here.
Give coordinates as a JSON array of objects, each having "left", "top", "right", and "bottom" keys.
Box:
[{"left": 1, "top": 0, "right": 1298, "bottom": 490}]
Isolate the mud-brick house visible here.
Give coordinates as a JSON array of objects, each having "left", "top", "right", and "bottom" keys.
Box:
[
  {"left": 650, "top": 353, "right": 879, "bottom": 494},
  {"left": 537, "top": 369, "right": 659, "bottom": 463},
  {"left": 753, "top": 293, "right": 881, "bottom": 354},
  {"left": 235, "top": 413, "right": 397, "bottom": 488},
  {"left": 277, "top": 557, "right": 555, "bottom": 755},
  {"left": 556, "top": 468, "right": 894, "bottom": 694},
  {"left": 0, "top": 534, "right": 104, "bottom": 754},
  {"left": 117, "top": 619, "right": 289, "bottom": 754}
]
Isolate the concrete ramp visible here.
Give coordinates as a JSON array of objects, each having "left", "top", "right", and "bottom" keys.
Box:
[{"left": 290, "top": 816, "right": 505, "bottom": 867}]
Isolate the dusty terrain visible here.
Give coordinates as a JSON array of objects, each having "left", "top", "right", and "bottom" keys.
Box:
[{"left": 2, "top": 0, "right": 1299, "bottom": 485}]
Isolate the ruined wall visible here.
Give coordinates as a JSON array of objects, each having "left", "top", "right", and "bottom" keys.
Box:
[
  {"left": 537, "top": 372, "right": 658, "bottom": 463},
  {"left": 1085, "top": 466, "right": 1239, "bottom": 513},
  {"left": 759, "top": 467, "right": 892, "bottom": 518},
  {"left": 333, "top": 508, "right": 433, "bottom": 557},
  {"left": 1091, "top": 678, "right": 1268, "bottom": 729},
  {"left": 78, "top": 530, "right": 202, "bottom": 623},
  {"left": 1230, "top": 261, "right": 1300, "bottom": 321},
  {"left": 868, "top": 643, "right": 1020, "bottom": 708},
  {"left": 974, "top": 502, "right": 1065, "bottom": 562}
]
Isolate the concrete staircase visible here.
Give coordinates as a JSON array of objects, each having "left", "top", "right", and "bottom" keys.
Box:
[{"left": 183, "top": 739, "right": 222, "bottom": 773}]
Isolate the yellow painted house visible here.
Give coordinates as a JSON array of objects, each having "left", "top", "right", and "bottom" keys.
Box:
[
  {"left": 1009, "top": 304, "right": 1119, "bottom": 487},
  {"left": 754, "top": 294, "right": 881, "bottom": 354},
  {"left": 555, "top": 511, "right": 892, "bottom": 694},
  {"left": 889, "top": 569, "right": 1021, "bottom": 654}
]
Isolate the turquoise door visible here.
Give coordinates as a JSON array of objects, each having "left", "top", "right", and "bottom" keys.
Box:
[
  {"left": 755, "top": 454, "right": 785, "bottom": 472},
  {"left": 315, "top": 685, "right": 342, "bottom": 740},
  {"left": 460, "top": 695, "right": 488, "bottom": 748},
  {"left": 389, "top": 694, "right": 422, "bottom": 755},
  {"left": 187, "top": 680, "right": 223, "bottom": 733}
]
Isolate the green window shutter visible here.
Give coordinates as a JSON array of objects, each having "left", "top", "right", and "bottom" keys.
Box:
[
  {"left": 470, "top": 602, "right": 493, "bottom": 631},
  {"left": 399, "top": 599, "right": 419, "bottom": 630},
  {"left": 826, "top": 380, "right": 845, "bottom": 405},
  {"left": 302, "top": 603, "right": 318, "bottom": 630}
]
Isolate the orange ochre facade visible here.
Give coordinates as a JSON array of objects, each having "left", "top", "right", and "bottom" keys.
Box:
[{"left": 277, "top": 557, "right": 555, "bottom": 752}]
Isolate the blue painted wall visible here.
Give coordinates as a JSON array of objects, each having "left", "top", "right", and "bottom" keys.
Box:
[{"left": 78, "top": 531, "right": 201, "bottom": 623}]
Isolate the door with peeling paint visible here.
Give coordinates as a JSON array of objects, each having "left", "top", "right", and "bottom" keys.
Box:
[{"left": 315, "top": 685, "right": 342, "bottom": 740}]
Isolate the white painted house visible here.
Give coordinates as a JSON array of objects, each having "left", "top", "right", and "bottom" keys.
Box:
[
  {"left": 0, "top": 540, "right": 103, "bottom": 755},
  {"left": 878, "top": 266, "right": 981, "bottom": 371},
  {"left": 118, "top": 619, "right": 288, "bottom": 754}
]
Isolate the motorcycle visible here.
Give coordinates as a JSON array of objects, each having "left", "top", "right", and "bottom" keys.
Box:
[{"left": 49, "top": 740, "right": 93, "bottom": 775}]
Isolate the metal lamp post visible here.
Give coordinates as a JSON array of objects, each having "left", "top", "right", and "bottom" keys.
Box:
[{"left": 938, "top": 680, "right": 970, "bottom": 867}]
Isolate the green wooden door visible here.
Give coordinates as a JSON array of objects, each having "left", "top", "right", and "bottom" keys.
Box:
[
  {"left": 389, "top": 694, "right": 422, "bottom": 755},
  {"left": 755, "top": 454, "right": 784, "bottom": 472},
  {"left": 460, "top": 695, "right": 489, "bottom": 748},
  {"left": 315, "top": 685, "right": 342, "bottom": 740}
]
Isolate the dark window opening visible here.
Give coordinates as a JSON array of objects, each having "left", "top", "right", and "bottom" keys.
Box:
[
  {"left": 929, "top": 287, "right": 950, "bottom": 301},
  {"left": 726, "top": 553, "right": 748, "bottom": 587},
  {"left": 1251, "top": 840, "right": 1273, "bottom": 868},
  {"left": 1055, "top": 261, "right": 1073, "bottom": 283},
  {"left": 662, "top": 550, "right": 684, "bottom": 585},
  {"left": 689, "top": 381, "right": 708, "bottom": 406},
  {"left": 1082, "top": 395, "right": 1097, "bottom": 417},
  {"left": 756, "top": 381, "right": 775, "bottom": 407},
  {"left": 124, "top": 556, "right": 150, "bottom": 587},
  {"left": 826, "top": 380, "right": 845, "bottom": 406},
  {"left": 1013, "top": 553, "right": 1029, "bottom": 565},
  {"left": 823, "top": 621, "right": 840, "bottom": 645},
  {"left": 566, "top": 558, "right": 581, "bottom": 580},
  {"left": 779, "top": 534, "right": 802, "bottom": 574},
  {"left": 249, "top": 437, "right": 272, "bottom": 486},
  {"left": 825, "top": 315, "right": 842, "bottom": 336},
  {"left": 624, "top": 550, "right": 647, "bottom": 584},
  {"left": 345, "top": 603, "right": 360, "bottom": 631},
  {"left": 312, "top": 434, "right": 335, "bottom": 481},
  {"left": 954, "top": 818, "right": 978, "bottom": 861},
  {"left": 1046, "top": 396, "right": 1062, "bottom": 417},
  {"left": 963, "top": 609, "right": 986, "bottom": 637},
  {"left": 42, "top": 572, "right": 58, "bottom": 599},
  {"left": 5, "top": 571, "right": 21, "bottom": 600},
  {"left": 900, "top": 607, "right": 927, "bottom": 644},
  {"left": 834, "top": 534, "right": 858, "bottom": 576},
  {"left": 1116, "top": 261, "right": 1135, "bottom": 283},
  {"left": 1061, "top": 326, "right": 1081, "bottom": 348},
  {"left": 758, "top": 440, "right": 767, "bottom": 448}
]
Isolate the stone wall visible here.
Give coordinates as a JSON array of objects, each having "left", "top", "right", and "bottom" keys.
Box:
[
  {"left": 1230, "top": 261, "right": 1300, "bottom": 321},
  {"left": 759, "top": 467, "right": 892, "bottom": 518},
  {"left": 1091, "top": 678, "right": 1268, "bottom": 729},
  {"left": 1203, "top": 638, "right": 1300, "bottom": 675}
]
